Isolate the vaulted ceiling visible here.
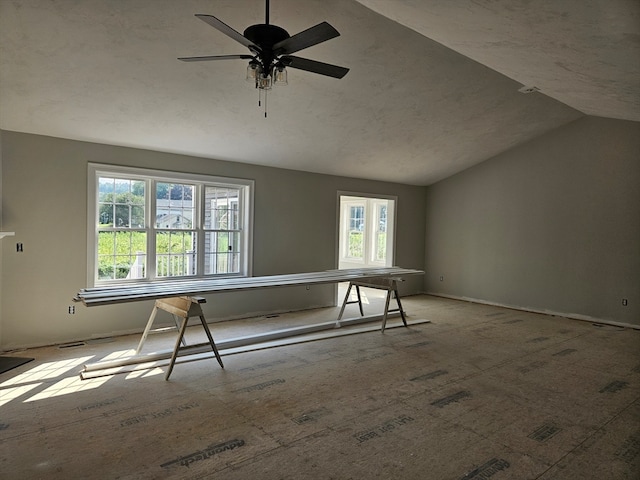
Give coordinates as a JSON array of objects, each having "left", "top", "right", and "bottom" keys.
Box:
[{"left": 1, "top": 1, "right": 638, "bottom": 185}]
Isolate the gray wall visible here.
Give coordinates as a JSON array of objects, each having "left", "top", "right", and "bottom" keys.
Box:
[
  {"left": 425, "top": 116, "right": 640, "bottom": 326},
  {"left": 3, "top": 114, "right": 637, "bottom": 349},
  {"left": 0, "top": 132, "right": 3, "bottom": 345},
  {"left": 0, "top": 131, "right": 426, "bottom": 349}
]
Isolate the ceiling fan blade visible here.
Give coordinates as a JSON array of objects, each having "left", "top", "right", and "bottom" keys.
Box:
[
  {"left": 195, "top": 14, "right": 259, "bottom": 51},
  {"left": 273, "top": 22, "right": 340, "bottom": 55},
  {"left": 281, "top": 55, "right": 349, "bottom": 79},
  {"left": 178, "top": 54, "right": 254, "bottom": 62}
]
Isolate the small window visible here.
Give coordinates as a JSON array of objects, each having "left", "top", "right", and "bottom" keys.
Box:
[
  {"left": 338, "top": 194, "right": 395, "bottom": 269},
  {"left": 88, "top": 164, "right": 253, "bottom": 285}
]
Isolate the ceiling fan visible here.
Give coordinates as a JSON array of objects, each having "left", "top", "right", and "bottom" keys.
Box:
[{"left": 179, "top": 0, "right": 349, "bottom": 115}]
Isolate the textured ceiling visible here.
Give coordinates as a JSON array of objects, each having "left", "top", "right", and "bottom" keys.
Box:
[
  {"left": 357, "top": 0, "right": 640, "bottom": 123},
  {"left": 1, "top": 1, "right": 637, "bottom": 185}
]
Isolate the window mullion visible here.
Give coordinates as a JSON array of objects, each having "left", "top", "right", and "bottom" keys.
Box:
[
  {"left": 148, "top": 178, "right": 157, "bottom": 279},
  {"left": 237, "top": 188, "right": 244, "bottom": 273},
  {"left": 197, "top": 183, "right": 205, "bottom": 276}
]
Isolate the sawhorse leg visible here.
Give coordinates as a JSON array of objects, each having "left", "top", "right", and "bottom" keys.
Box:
[
  {"left": 165, "top": 315, "right": 191, "bottom": 380},
  {"left": 136, "top": 305, "right": 159, "bottom": 354},
  {"left": 198, "top": 314, "right": 224, "bottom": 369},
  {"left": 135, "top": 306, "right": 188, "bottom": 354},
  {"left": 165, "top": 313, "right": 224, "bottom": 381},
  {"left": 337, "top": 282, "right": 364, "bottom": 322},
  {"left": 381, "top": 282, "right": 407, "bottom": 332},
  {"left": 173, "top": 314, "right": 189, "bottom": 348}
]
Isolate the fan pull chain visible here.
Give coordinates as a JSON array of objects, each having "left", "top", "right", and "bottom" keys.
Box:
[{"left": 257, "top": 87, "right": 268, "bottom": 118}]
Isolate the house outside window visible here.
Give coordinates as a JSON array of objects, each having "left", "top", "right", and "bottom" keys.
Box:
[{"left": 88, "top": 164, "right": 253, "bottom": 285}]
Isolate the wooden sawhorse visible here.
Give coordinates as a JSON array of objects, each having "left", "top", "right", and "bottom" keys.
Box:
[
  {"left": 337, "top": 277, "right": 407, "bottom": 332},
  {"left": 136, "top": 296, "right": 223, "bottom": 380}
]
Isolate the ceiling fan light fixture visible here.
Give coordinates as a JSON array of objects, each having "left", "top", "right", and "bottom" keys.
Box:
[
  {"left": 246, "top": 62, "right": 260, "bottom": 82},
  {"left": 273, "top": 66, "right": 288, "bottom": 86},
  {"left": 258, "top": 73, "right": 272, "bottom": 90}
]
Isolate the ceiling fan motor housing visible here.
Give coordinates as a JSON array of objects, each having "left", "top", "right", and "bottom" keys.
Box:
[
  {"left": 244, "top": 24, "right": 290, "bottom": 73},
  {"left": 244, "top": 24, "right": 289, "bottom": 49}
]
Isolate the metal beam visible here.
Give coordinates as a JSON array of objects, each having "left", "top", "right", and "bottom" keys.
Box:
[
  {"left": 82, "top": 312, "right": 404, "bottom": 373},
  {"left": 81, "top": 315, "right": 432, "bottom": 379},
  {"left": 74, "top": 267, "right": 424, "bottom": 306}
]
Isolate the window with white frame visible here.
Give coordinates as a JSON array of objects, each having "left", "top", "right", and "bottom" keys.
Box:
[
  {"left": 338, "top": 195, "right": 395, "bottom": 269},
  {"left": 88, "top": 164, "right": 253, "bottom": 285}
]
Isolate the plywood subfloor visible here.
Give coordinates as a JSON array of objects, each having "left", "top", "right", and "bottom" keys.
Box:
[{"left": 1, "top": 295, "right": 639, "bottom": 479}]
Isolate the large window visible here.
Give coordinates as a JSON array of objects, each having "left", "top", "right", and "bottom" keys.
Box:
[{"left": 88, "top": 164, "right": 253, "bottom": 285}]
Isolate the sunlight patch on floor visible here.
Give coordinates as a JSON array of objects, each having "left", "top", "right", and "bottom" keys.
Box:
[
  {"left": 0, "top": 383, "right": 42, "bottom": 407},
  {"left": 24, "top": 375, "right": 111, "bottom": 402},
  {"left": 0, "top": 356, "right": 94, "bottom": 387}
]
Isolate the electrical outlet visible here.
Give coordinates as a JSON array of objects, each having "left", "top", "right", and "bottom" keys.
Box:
[
  {"left": 16, "top": 243, "right": 23, "bottom": 252},
  {"left": 622, "top": 299, "right": 628, "bottom": 306},
  {"left": 68, "top": 305, "right": 76, "bottom": 314},
  {"left": 440, "top": 275, "right": 444, "bottom": 282}
]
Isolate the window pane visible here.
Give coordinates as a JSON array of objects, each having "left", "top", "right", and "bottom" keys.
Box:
[
  {"left": 205, "top": 187, "right": 240, "bottom": 230},
  {"left": 156, "top": 182, "right": 194, "bottom": 229},
  {"left": 204, "top": 232, "right": 240, "bottom": 274},
  {"left": 375, "top": 205, "right": 387, "bottom": 262},
  {"left": 115, "top": 204, "right": 130, "bottom": 227},
  {"left": 350, "top": 206, "right": 365, "bottom": 231},
  {"left": 347, "top": 205, "right": 365, "bottom": 259},
  {"left": 375, "top": 232, "right": 386, "bottom": 261},
  {"left": 98, "top": 177, "right": 115, "bottom": 202},
  {"left": 131, "top": 205, "right": 145, "bottom": 228},
  {"left": 156, "top": 231, "right": 196, "bottom": 277},
  {"left": 97, "top": 231, "right": 146, "bottom": 280},
  {"left": 348, "top": 232, "right": 363, "bottom": 258},
  {"left": 98, "top": 176, "right": 145, "bottom": 228},
  {"left": 99, "top": 205, "right": 114, "bottom": 227},
  {"left": 378, "top": 205, "right": 387, "bottom": 233}
]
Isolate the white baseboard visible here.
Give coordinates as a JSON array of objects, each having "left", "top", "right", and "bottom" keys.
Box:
[{"left": 426, "top": 292, "right": 640, "bottom": 330}]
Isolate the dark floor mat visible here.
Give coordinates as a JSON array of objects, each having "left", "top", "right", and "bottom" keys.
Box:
[{"left": 0, "top": 356, "right": 34, "bottom": 375}]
